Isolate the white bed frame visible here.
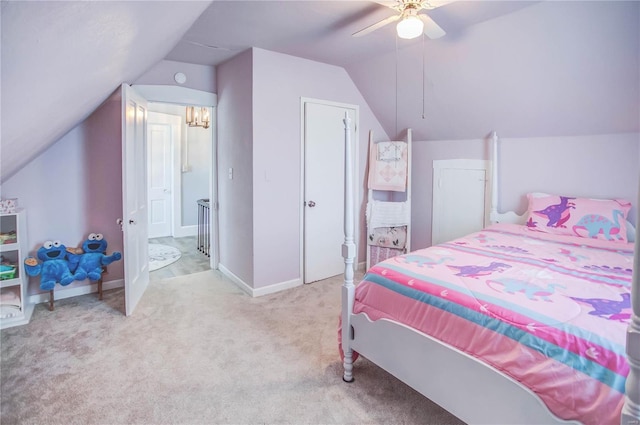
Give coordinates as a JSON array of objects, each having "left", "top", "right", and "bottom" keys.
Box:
[{"left": 340, "top": 120, "right": 640, "bottom": 425}]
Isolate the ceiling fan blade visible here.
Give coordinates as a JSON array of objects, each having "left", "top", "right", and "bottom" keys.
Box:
[
  {"left": 422, "top": 0, "right": 456, "bottom": 9},
  {"left": 352, "top": 14, "right": 400, "bottom": 37},
  {"left": 419, "top": 13, "right": 446, "bottom": 39}
]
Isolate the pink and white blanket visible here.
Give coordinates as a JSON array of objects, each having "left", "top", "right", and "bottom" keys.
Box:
[{"left": 353, "top": 223, "right": 633, "bottom": 425}]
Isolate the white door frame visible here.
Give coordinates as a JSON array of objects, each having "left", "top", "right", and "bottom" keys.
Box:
[
  {"left": 299, "top": 97, "right": 359, "bottom": 283},
  {"left": 132, "top": 85, "right": 219, "bottom": 269}
]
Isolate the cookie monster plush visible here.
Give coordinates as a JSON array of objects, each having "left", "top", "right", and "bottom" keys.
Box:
[
  {"left": 71, "top": 233, "right": 122, "bottom": 281},
  {"left": 24, "top": 240, "right": 76, "bottom": 290}
]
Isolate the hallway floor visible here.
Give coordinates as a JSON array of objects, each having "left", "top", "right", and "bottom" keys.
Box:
[{"left": 149, "top": 236, "right": 211, "bottom": 281}]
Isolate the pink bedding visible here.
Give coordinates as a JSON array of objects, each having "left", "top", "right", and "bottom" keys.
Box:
[{"left": 352, "top": 223, "right": 633, "bottom": 425}]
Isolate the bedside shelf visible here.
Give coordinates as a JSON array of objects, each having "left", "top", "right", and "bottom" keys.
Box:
[{"left": 0, "top": 210, "right": 33, "bottom": 330}]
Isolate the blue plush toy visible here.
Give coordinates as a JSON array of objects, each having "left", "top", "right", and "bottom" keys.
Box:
[
  {"left": 71, "top": 233, "right": 121, "bottom": 282},
  {"left": 24, "top": 240, "right": 76, "bottom": 290}
]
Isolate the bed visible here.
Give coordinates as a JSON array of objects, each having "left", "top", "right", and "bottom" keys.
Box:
[{"left": 339, "top": 122, "right": 640, "bottom": 425}]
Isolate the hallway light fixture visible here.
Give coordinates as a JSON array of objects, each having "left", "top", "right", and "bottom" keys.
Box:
[
  {"left": 185, "top": 106, "right": 210, "bottom": 129},
  {"left": 396, "top": 12, "right": 424, "bottom": 40}
]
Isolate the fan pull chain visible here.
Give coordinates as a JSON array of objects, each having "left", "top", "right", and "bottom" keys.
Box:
[
  {"left": 422, "top": 33, "right": 426, "bottom": 119},
  {"left": 395, "top": 34, "right": 399, "bottom": 138}
]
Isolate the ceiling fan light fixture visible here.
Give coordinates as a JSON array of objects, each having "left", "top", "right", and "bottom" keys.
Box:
[{"left": 396, "top": 15, "right": 424, "bottom": 40}]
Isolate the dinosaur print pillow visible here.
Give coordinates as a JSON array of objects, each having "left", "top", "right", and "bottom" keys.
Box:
[{"left": 524, "top": 192, "right": 632, "bottom": 243}]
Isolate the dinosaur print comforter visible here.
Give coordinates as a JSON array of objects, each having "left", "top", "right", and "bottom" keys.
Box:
[{"left": 353, "top": 223, "right": 633, "bottom": 425}]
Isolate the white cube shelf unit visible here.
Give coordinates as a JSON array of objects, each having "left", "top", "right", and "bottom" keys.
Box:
[{"left": 0, "top": 209, "right": 33, "bottom": 329}]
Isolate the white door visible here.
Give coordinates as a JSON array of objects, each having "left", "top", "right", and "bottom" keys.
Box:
[
  {"left": 147, "top": 121, "right": 172, "bottom": 238},
  {"left": 303, "top": 101, "right": 358, "bottom": 283},
  {"left": 122, "top": 84, "right": 150, "bottom": 316},
  {"left": 432, "top": 160, "right": 488, "bottom": 246}
]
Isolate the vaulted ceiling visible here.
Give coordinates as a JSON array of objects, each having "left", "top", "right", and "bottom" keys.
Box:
[{"left": 2, "top": 1, "right": 638, "bottom": 183}]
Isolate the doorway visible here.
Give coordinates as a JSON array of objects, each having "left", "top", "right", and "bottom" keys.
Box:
[
  {"left": 301, "top": 98, "right": 358, "bottom": 284},
  {"left": 145, "top": 102, "right": 213, "bottom": 279},
  {"left": 129, "top": 85, "right": 218, "bottom": 290}
]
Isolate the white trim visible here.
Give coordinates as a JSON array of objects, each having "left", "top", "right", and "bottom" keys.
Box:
[
  {"left": 252, "top": 278, "right": 302, "bottom": 297},
  {"left": 300, "top": 97, "right": 359, "bottom": 284},
  {"left": 218, "top": 263, "right": 252, "bottom": 296},
  {"left": 209, "top": 111, "right": 220, "bottom": 270},
  {"left": 132, "top": 85, "right": 217, "bottom": 106},
  {"left": 28, "top": 279, "right": 124, "bottom": 305},
  {"left": 218, "top": 264, "right": 301, "bottom": 297},
  {"left": 173, "top": 224, "right": 197, "bottom": 238}
]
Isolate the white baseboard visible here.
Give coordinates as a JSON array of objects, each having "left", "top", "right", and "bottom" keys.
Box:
[
  {"left": 253, "top": 277, "right": 302, "bottom": 297},
  {"left": 173, "top": 224, "right": 197, "bottom": 238},
  {"left": 357, "top": 261, "right": 367, "bottom": 272},
  {"left": 28, "top": 279, "right": 124, "bottom": 305},
  {"left": 218, "top": 264, "right": 302, "bottom": 297}
]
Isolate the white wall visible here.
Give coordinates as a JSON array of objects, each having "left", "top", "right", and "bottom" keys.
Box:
[{"left": 182, "top": 124, "right": 212, "bottom": 226}]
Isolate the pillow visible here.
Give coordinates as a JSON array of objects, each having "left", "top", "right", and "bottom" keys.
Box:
[{"left": 525, "top": 193, "right": 632, "bottom": 243}]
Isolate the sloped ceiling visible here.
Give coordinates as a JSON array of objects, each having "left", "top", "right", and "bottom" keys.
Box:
[
  {"left": 3, "top": 1, "right": 638, "bottom": 183},
  {"left": 1, "top": 0, "right": 212, "bottom": 183}
]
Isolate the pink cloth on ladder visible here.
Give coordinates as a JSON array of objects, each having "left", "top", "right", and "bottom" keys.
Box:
[{"left": 367, "top": 141, "right": 408, "bottom": 192}]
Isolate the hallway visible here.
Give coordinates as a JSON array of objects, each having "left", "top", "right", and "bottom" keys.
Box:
[{"left": 149, "top": 236, "right": 210, "bottom": 281}]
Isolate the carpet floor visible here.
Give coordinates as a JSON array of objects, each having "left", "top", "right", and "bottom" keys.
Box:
[{"left": 0, "top": 270, "right": 463, "bottom": 425}]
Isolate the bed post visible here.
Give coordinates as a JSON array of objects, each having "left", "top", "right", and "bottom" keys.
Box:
[
  {"left": 489, "top": 131, "right": 499, "bottom": 224},
  {"left": 341, "top": 112, "right": 356, "bottom": 383},
  {"left": 622, "top": 184, "right": 640, "bottom": 424}
]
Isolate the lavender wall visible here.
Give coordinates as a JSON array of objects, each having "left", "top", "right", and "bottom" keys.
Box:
[
  {"left": 134, "top": 59, "right": 216, "bottom": 94},
  {"left": 251, "top": 48, "right": 388, "bottom": 288},
  {"left": 411, "top": 133, "right": 639, "bottom": 250},
  {"left": 2, "top": 93, "right": 124, "bottom": 295},
  {"left": 347, "top": 1, "right": 639, "bottom": 141},
  {"left": 216, "top": 49, "right": 254, "bottom": 285}
]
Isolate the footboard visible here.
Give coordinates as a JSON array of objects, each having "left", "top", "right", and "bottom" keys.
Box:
[{"left": 349, "top": 312, "right": 579, "bottom": 425}]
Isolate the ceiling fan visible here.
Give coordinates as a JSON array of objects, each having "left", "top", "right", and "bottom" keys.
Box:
[{"left": 352, "top": 0, "right": 454, "bottom": 40}]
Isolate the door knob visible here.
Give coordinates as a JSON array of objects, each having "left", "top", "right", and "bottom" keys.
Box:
[
  {"left": 308, "top": 200, "right": 316, "bottom": 208},
  {"left": 129, "top": 219, "right": 136, "bottom": 225}
]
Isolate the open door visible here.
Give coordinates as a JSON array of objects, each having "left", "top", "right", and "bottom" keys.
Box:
[{"left": 122, "top": 84, "right": 150, "bottom": 315}]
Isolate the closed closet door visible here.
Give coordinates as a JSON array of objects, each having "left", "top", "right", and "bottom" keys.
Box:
[
  {"left": 303, "top": 100, "right": 358, "bottom": 283},
  {"left": 432, "top": 160, "right": 488, "bottom": 246}
]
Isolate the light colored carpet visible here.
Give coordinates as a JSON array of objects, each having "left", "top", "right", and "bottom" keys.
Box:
[
  {"left": 0, "top": 270, "right": 464, "bottom": 425},
  {"left": 149, "top": 243, "right": 182, "bottom": 271}
]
